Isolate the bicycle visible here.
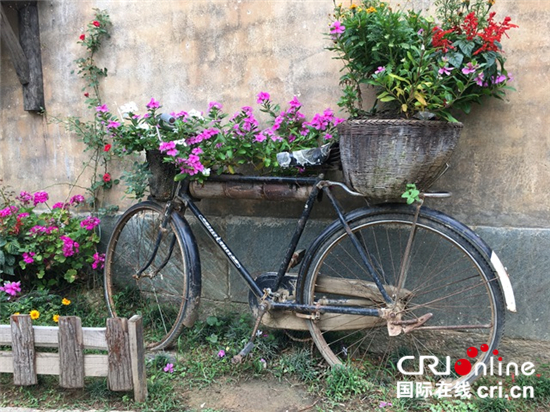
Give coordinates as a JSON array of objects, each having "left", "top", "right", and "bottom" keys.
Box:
[{"left": 104, "top": 172, "right": 516, "bottom": 387}]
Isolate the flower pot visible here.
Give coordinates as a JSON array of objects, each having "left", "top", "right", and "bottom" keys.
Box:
[
  {"left": 338, "top": 119, "right": 463, "bottom": 203},
  {"left": 145, "top": 150, "right": 177, "bottom": 201}
]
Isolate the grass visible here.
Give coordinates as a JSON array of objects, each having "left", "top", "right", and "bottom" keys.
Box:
[{"left": 1, "top": 287, "right": 550, "bottom": 411}]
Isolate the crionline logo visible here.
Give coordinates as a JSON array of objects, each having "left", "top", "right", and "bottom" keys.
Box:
[{"left": 398, "top": 344, "right": 536, "bottom": 377}]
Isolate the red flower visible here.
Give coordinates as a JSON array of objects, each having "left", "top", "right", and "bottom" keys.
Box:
[
  {"left": 84, "top": 92, "right": 89, "bottom": 98},
  {"left": 103, "top": 173, "right": 111, "bottom": 183},
  {"left": 79, "top": 34, "right": 85, "bottom": 41},
  {"left": 104, "top": 144, "right": 112, "bottom": 152},
  {"left": 92, "top": 20, "right": 100, "bottom": 27}
]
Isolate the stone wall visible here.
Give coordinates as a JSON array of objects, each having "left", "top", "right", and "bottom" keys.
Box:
[{"left": 1, "top": 0, "right": 549, "bottom": 342}]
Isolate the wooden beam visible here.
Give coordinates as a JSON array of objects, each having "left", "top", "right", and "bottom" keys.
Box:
[
  {"left": 0, "top": 4, "right": 30, "bottom": 85},
  {"left": 17, "top": 1, "right": 44, "bottom": 111}
]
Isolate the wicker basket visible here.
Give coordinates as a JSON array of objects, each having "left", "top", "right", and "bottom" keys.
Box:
[
  {"left": 338, "top": 119, "right": 463, "bottom": 203},
  {"left": 145, "top": 150, "right": 177, "bottom": 201}
]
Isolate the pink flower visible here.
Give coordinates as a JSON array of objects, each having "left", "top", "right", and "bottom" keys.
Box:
[
  {"left": 92, "top": 253, "right": 106, "bottom": 270},
  {"left": 80, "top": 216, "right": 101, "bottom": 230},
  {"left": 0, "top": 281, "right": 21, "bottom": 297},
  {"left": 256, "top": 92, "right": 270, "bottom": 104},
  {"left": 60, "top": 236, "right": 79, "bottom": 257},
  {"left": 461, "top": 62, "right": 478, "bottom": 75},
  {"left": 96, "top": 104, "right": 109, "bottom": 113},
  {"left": 107, "top": 120, "right": 121, "bottom": 129},
  {"left": 288, "top": 96, "right": 301, "bottom": 109},
  {"left": 475, "top": 72, "right": 485, "bottom": 86},
  {"left": 163, "top": 363, "right": 174, "bottom": 373},
  {"left": 159, "top": 141, "right": 178, "bottom": 157},
  {"left": 70, "top": 195, "right": 85, "bottom": 205},
  {"left": 146, "top": 98, "right": 160, "bottom": 109},
  {"left": 330, "top": 20, "right": 345, "bottom": 35},
  {"left": 208, "top": 101, "right": 223, "bottom": 111},
  {"left": 374, "top": 66, "right": 385, "bottom": 75},
  {"left": 217, "top": 350, "right": 225, "bottom": 358},
  {"left": 23, "top": 252, "right": 36, "bottom": 264},
  {"left": 438, "top": 66, "right": 452, "bottom": 76},
  {"left": 17, "top": 191, "right": 33, "bottom": 204},
  {"left": 33, "top": 191, "right": 49, "bottom": 206}
]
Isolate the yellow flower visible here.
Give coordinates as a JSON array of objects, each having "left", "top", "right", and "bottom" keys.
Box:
[
  {"left": 53, "top": 314, "right": 60, "bottom": 323},
  {"left": 350, "top": 3, "right": 357, "bottom": 9},
  {"left": 488, "top": 0, "right": 495, "bottom": 5},
  {"left": 62, "top": 298, "right": 71, "bottom": 306},
  {"left": 13, "top": 312, "right": 20, "bottom": 316},
  {"left": 30, "top": 310, "right": 40, "bottom": 320},
  {"left": 366, "top": 6, "right": 377, "bottom": 13}
]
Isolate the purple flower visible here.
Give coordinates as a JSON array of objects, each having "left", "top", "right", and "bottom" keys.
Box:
[
  {"left": 0, "top": 281, "right": 21, "bottom": 297},
  {"left": 106, "top": 120, "right": 121, "bottom": 129},
  {"left": 254, "top": 132, "right": 267, "bottom": 143},
  {"left": 17, "top": 191, "right": 33, "bottom": 204},
  {"left": 80, "top": 216, "right": 101, "bottom": 231},
  {"left": 208, "top": 101, "right": 223, "bottom": 111},
  {"left": 52, "top": 202, "right": 67, "bottom": 209},
  {"left": 23, "top": 252, "right": 35, "bottom": 264},
  {"left": 60, "top": 236, "right": 79, "bottom": 257},
  {"left": 159, "top": 141, "right": 179, "bottom": 157},
  {"left": 146, "top": 98, "right": 160, "bottom": 109},
  {"left": 70, "top": 195, "right": 85, "bottom": 205},
  {"left": 492, "top": 74, "right": 507, "bottom": 84},
  {"left": 33, "top": 191, "right": 49, "bottom": 206},
  {"left": 0, "top": 206, "right": 15, "bottom": 217},
  {"left": 92, "top": 252, "right": 106, "bottom": 270},
  {"left": 324, "top": 133, "right": 333, "bottom": 140},
  {"left": 438, "top": 66, "right": 452, "bottom": 76},
  {"left": 374, "top": 66, "right": 385, "bottom": 75},
  {"left": 96, "top": 104, "right": 109, "bottom": 113},
  {"left": 475, "top": 72, "right": 485, "bottom": 86},
  {"left": 379, "top": 401, "right": 392, "bottom": 408},
  {"left": 507, "top": 73, "right": 514, "bottom": 82},
  {"left": 163, "top": 363, "right": 174, "bottom": 373},
  {"left": 256, "top": 91, "right": 270, "bottom": 104},
  {"left": 330, "top": 20, "right": 345, "bottom": 35},
  {"left": 288, "top": 96, "right": 301, "bottom": 110},
  {"left": 461, "top": 62, "right": 479, "bottom": 75},
  {"left": 217, "top": 350, "right": 226, "bottom": 358},
  {"left": 17, "top": 213, "right": 29, "bottom": 219}
]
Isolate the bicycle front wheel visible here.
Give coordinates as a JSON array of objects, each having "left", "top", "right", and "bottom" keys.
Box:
[
  {"left": 300, "top": 204, "right": 505, "bottom": 386},
  {"left": 104, "top": 201, "right": 201, "bottom": 350}
]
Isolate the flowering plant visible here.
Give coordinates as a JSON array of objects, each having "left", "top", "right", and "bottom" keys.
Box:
[
  {"left": 329, "top": 0, "right": 517, "bottom": 121},
  {"left": 0, "top": 184, "right": 104, "bottom": 287},
  {"left": 97, "top": 93, "right": 344, "bottom": 186}
]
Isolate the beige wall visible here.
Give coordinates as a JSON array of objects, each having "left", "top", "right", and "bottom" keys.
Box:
[{"left": 0, "top": 0, "right": 547, "bottom": 227}]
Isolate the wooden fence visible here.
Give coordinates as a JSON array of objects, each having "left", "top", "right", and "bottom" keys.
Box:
[{"left": 0, "top": 314, "right": 147, "bottom": 402}]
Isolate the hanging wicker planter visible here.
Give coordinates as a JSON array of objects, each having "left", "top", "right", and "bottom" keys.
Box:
[
  {"left": 338, "top": 119, "right": 463, "bottom": 203},
  {"left": 145, "top": 149, "right": 177, "bottom": 201}
]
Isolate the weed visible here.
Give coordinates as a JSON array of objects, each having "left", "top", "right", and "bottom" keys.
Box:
[{"left": 325, "top": 365, "right": 372, "bottom": 402}]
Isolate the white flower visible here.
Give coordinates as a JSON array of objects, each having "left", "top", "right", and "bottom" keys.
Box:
[
  {"left": 120, "top": 101, "right": 139, "bottom": 116},
  {"left": 202, "top": 168, "right": 211, "bottom": 177},
  {"left": 172, "top": 139, "right": 188, "bottom": 147},
  {"left": 188, "top": 109, "right": 204, "bottom": 119}
]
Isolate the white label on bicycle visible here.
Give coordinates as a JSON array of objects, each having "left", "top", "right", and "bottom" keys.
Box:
[{"left": 490, "top": 251, "right": 517, "bottom": 313}]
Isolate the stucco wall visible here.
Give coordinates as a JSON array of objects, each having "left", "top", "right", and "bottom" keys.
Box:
[{"left": 1, "top": 1, "right": 549, "bottom": 342}]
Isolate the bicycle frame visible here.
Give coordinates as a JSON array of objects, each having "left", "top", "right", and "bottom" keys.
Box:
[{"left": 173, "top": 174, "right": 384, "bottom": 318}]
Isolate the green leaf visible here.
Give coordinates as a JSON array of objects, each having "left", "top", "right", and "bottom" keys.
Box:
[
  {"left": 65, "top": 269, "right": 77, "bottom": 283},
  {"left": 447, "top": 52, "right": 464, "bottom": 68}
]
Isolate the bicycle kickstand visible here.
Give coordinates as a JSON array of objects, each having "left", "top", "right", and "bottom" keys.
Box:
[{"left": 231, "top": 303, "right": 268, "bottom": 364}]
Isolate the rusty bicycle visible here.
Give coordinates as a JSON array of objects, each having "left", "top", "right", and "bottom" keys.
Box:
[{"left": 104, "top": 172, "right": 516, "bottom": 386}]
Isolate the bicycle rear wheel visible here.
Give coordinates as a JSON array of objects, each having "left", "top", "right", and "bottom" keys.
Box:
[
  {"left": 300, "top": 204, "right": 505, "bottom": 386},
  {"left": 104, "top": 201, "right": 201, "bottom": 350}
]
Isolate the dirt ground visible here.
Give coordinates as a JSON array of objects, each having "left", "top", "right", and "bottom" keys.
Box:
[{"left": 184, "top": 378, "right": 320, "bottom": 412}]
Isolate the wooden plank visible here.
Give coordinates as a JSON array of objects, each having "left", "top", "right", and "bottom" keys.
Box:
[
  {"left": 0, "top": 324, "right": 108, "bottom": 350},
  {"left": 261, "top": 310, "right": 385, "bottom": 331},
  {"left": 17, "top": 1, "right": 45, "bottom": 111},
  {"left": 128, "top": 315, "right": 147, "bottom": 402},
  {"left": 315, "top": 276, "right": 411, "bottom": 301},
  {"left": 10, "top": 314, "right": 37, "bottom": 385},
  {"left": 58, "top": 316, "right": 84, "bottom": 388},
  {"left": 0, "top": 4, "right": 30, "bottom": 84},
  {"left": 106, "top": 317, "right": 133, "bottom": 391},
  {"left": 0, "top": 352, "right": 109, "bottom": 377}
]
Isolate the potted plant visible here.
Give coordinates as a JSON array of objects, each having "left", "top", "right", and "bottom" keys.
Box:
[
  {"left": 328, "top": 0, "right": 517, "bottom": 201},
  {"left": 98, "top": 94, "right": 344, "bottom": 200}
]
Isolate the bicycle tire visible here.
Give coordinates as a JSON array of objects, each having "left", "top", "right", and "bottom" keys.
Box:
[
  {"left": 104, "top": 201, "right": 201, "bottom": 350},
  {"left": 299, "top": 204, "right": 505, "bottom": 386}
]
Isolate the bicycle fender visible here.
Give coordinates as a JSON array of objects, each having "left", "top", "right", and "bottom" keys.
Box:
[{"left": 489, "top": 251, "right": 516, "bottom": 312}]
